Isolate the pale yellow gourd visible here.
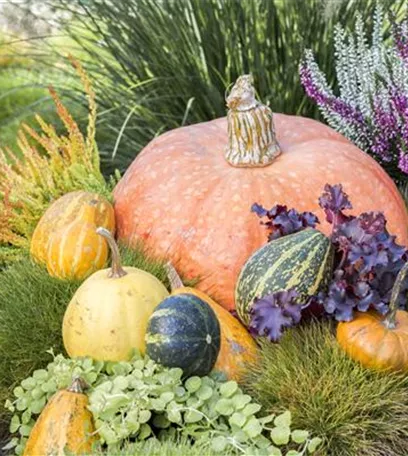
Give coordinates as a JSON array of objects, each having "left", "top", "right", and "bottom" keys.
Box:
[{"left": 62, "top": 228, "right": 169, "bottom": 361}]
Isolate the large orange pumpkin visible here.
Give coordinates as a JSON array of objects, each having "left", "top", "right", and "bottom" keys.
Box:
[{"left": 114, "top": 75, "right": 408, "bottom": 311}]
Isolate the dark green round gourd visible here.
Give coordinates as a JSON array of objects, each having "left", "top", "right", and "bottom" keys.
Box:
[
  {"left": 145, "top": 294, "right": 221, "bottom": 377},
  {"left": 236, "top": 228, "right": 333, "bottom": 325}
]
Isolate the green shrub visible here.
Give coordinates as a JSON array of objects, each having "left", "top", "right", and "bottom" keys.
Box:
[{"left": 243, "top": 319, "right": 408, "bottom": 456}]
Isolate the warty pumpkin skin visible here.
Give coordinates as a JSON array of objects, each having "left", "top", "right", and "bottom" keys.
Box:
[
  {"left": 166, "top": 263, "right": 259, "bottom": 382},
  {"left": 62, "top": 228, "right": 169, "bottom": 361},
  {"left": 113, "top": 75, "right": 408, "bottom": 311},
  {"left": 31, "top": 190, "right": 115, "bottom": 280},
  {"left": 337, "top": 262, "right": 408, "bottom": 372},
  {"left": 23, "top": 378, "right": 97, "bottom": 456}
]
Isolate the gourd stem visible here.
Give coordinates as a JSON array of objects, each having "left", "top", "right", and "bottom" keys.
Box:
[
  {"left": 384, "top": 262, "right": 408, "bottom": 329},
  {"left": 96, "top": 227, "right": 127, "bottom": 278},
  {"left": 67, "top": 377, "right": 88, "bottom": 394},
  {"left": 165, "top": 262, "right": 184, "bottom": 291},
  {"left": 225, "top": 74, "right": 281, "bottom": 167}
]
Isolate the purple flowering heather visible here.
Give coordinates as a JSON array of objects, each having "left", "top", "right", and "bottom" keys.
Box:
[{"left": 300, "top": 5, "right": 408, "bottom": 181}]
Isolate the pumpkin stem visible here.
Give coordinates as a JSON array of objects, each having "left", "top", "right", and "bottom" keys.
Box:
[
  {"left": 67, "top": 377, "right": 89, "bottom": 394},
  {"left": 225, "top": 74, "right": 281, "bottom": 167},
  {"left": 165, "top": 262, "right": 184, "bottom": 291},
  {"left": 96, "top": 227, "right": 127, "bottom": 278},
  {"left": 384, "top": 261, "right": 408, "bottom": 329}
]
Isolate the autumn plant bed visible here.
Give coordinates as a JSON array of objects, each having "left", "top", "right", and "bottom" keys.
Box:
[{"left": 2, "top": 4, "right": 408, "bottom": 456}]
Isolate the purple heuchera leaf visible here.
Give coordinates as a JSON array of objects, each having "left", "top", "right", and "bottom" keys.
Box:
[
  {"left": 249, "top": 290, "right": 302, "bottom": 342},
  {"left": 319, "top": 185, "right": 408, "bottom": 321},
  {"left": 251, "top": 203, "right": 319, "bottom": 241},
  {"left": 318, "top": 183, "right": 352, "bottom": 227}
]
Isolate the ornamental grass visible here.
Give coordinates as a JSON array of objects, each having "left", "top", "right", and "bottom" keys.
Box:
[{"left": 244, "top": 319, "right": 408, "bottom": 456}]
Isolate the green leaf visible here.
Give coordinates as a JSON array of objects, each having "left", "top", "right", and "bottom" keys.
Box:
[
  {"left": 254, "top": 434, "right": 272, "bottom": 449},
  {"left": 308, "top": 437, "right": 323, "bottom": 453},
  {"left": 229, "top": 412, "right": 246, "bottom": 428},
  {"left": 13, "top": 386, "right": 24, "bottom": 398},
  {"left": 185, "top": 376, "right": 202, "bottom": 393},
  {"left": 151, "top": 398, "right": 166, "bottom": 411},
  {"left": 184, "top": 409, "right": 203, "bottom": 423},
  {"left": 5, "top": 399, "right": 15, "bottom": 413},
  {"left": 113, "top": 375, "right": 129, "bottom": 390},
  {"left": 286, "top": 451, "right": 300, "bottom": 456},
  {"left": 138, "top": 423, "right": 152, "bottom": 440},
  {"left": 167, "top": 408, "right": 182, "bottom": 423},
  {"left": 292, "top": 429, "right": 309, "bottom": 444},
  {"left": 32, "top": 369, "right": 48, "bottom": 381},
  {"left": 31, "top": 397, "right": 46, "bottom": 414},
  {"left": 21, "top": 409, "right": 31, "bottom": 425},
  {"left": 82, "top": 357, "right": 94, "bottom": 370},
  {"left": 243, "top": 417, "right": 262, "bottom": 438},
  {"left": 153, "top": 414, "right": 170, "bottom": 429},
  {"left": 215, "top": 398, "right": 234, "bottom": 416},
  {"left": 40, "top": 379, "right": 57, "bottom": 393},
  {"left": 270, "top": 426, "right": 291, "bottom": 446},
  {"left": 242, "top": 403, "right": 262, "bottom": 417},
  {"left": 232, "top": 394, "right": 252, "bottom": 410},
  {"left": 126, "top": 410, "right": 140, "bottom": 426},
  {"left": 160, "top": 392, "right": 175, "bottom": 404},
  {"left": 196, "top": 385, "right": 213, "bottom": 401},
  {"left": 15, "top": 397, "right": 29, "bottom": 411},
  {"left": 274, "top": 410, "right": 291, "bottom": 428},
  {"left": 19, "top": 424, "right": 32, "bottom": 437},
  {"left": 138, "top": 410, "right": 152, "bottom": 423},
  {"left": 9, "top": 415, "right": 20, "bottom": 433},
  {"left": 31, "top": 387, "right": 44, "bottom": 400},
  {"left": 211, "top": 436, "right": 228, "bottom": 452},
  {"left": 267, "top": 447, "right": 282, "bottom": 456},
  {"left": 220, "top": 381, "right": 238, "bottom": 398},
  {"left": 21, "top": 378, "right": 36, "bottom": 391}
]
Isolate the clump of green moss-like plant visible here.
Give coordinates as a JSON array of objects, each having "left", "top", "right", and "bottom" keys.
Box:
[{"left": 243, "top": 319, "right": 408, "bottom": 456}]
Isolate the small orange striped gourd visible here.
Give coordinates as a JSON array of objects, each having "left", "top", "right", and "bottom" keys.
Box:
[
  {"left": 30, "top": 191, "right": 115, "bottom": 280},
  {"left": 23, "top": 378, "right": 97, "bottom": 456}
]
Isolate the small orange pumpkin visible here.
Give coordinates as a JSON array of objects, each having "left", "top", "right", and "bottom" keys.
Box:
[
  {"left": 337, "top": 262, "right": 408, "bottom": 372},
  {"left": 166, "top": 263, "right": 258, "bottom": 381},
  {"left": 30, "top": 191, "right": 115, "bottom": 279},
  {"left": 23, "top": 378, "right": 97, "bottom": 456}
]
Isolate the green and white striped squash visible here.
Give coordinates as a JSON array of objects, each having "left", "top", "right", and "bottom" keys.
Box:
[
  {"left": 145, "top": 294, "right": 221, "bottom": 377},
  {"left": 235, "top": 228, "right": 333, "bottom": 325}
]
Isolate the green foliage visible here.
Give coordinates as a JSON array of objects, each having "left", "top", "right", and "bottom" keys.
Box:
[
  {"left": 5, "top": 352, "right": 320, "bottom": 456},
  {"left": 244, "top": 319, "right": 408, "bottom": 456},
  {"left": 44, "top": 0, "right": 406, "bottom": 174}
]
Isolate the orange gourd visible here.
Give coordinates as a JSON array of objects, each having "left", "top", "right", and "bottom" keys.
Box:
[
  {"left": 337, "top": 262, "right": 408, "bottom": 372},
  {"left": 31, "top": 191, "right": 115, "bottom": 279},
  {"left": 166, "top": 263, "right": 258, "bottom": 382},
  {"left": 23, "top": 378, "right": 97, "bottom": 456},
  {"left": 113, "top": 75, "right": 408, "bottom": 311}
]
